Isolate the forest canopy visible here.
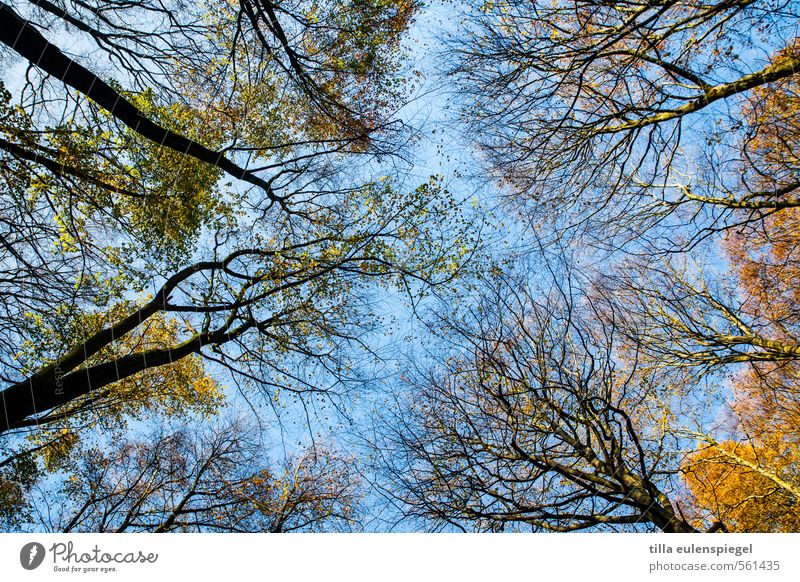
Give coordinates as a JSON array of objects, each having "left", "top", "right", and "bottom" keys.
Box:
[{"left": 1, "top": 0, "right": 799, "bottom": 533}]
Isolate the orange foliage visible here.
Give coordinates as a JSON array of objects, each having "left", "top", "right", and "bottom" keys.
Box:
[
  {"left": 682, "top": 363, "right": 800, "bottom": 532},
  {"left": 683, "top": 51, "right": 800, "bottom": 530},
  {"left": 744, "top": 39, "right": 800, "bottom": 193}
]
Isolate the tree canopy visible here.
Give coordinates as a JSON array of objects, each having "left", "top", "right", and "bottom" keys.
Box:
[{"left": 2, "top": 0, "right": 799, "bottom": 533}]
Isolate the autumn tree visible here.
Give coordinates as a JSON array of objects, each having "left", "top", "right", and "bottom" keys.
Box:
[
  {"left": 681, "top": 361, "right": 800, "bottom": 532},
  {"left": 5, "top": 0, "right": 800, "bottom": 535},
  {"left": 0, "top": 0, "right": 476, "bottom": 436},
  {"left": 0, "top": 0, "right": 484, "bottom": 535},
  {"left": 675, "top": 202, "right": 800, "bottom": 531},
  {"left": 17, "top": 418, "right": 360, "bottom": 532},
  {"left": 360, "top": 0, "right": 800, "bottom": 534},
  {"left": 449, "top": 0, "right": 800, "bottom": 249},
  {"left": 375, "top": 267, "right": 700, "bottom": 532},
  {"left": 592, "top": 174, "right": 800, "bottom": 532}
]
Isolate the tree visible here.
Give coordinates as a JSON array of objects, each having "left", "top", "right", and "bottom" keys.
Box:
[
  {"left": 0, "top": 0, "right": 475, "bottom": 435},
  {"left": 0, "top": 0, "right": 479, "bottom": 534},
  {"left": 0, "top": 177, "right": 469, "bottom": 434},
  {"left": 22, "top": 418, "right": 360, "bottom": 532},
  {"left": 681, "top": 363, "right": 800, "bottom": 532},
  {"left": 589, "top": 184, "right": 800, "bottom": 532},
  {"left": 449, "top": 0, "right": 800, "bottom": 249},
  {"left": 376, "top": 267, "right": 699, "bottom": 532},
  {"left": 1, "top": 0, "right": 417, "bottom": 189},
  {"left": 6, "top": 0, "right": 799, "bottom": 536},
  {"left": 676, "top": 203, "right": 800, "bottom": 532},
  {"left": 360, "top": 0, "right": 800, "bottom": 534}
]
